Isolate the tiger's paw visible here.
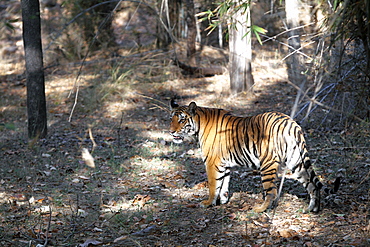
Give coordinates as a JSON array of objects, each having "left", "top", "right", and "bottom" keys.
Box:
[
  {"left": 252, "top": 206, "right": 266, "bottom": 213},
  {"left": 304, "top": 198, "right": 320, "bottom": 213},
  {"left": 303, "top": 207, "right": 319, "bottom": 214},
  {"left": 252, "top": 202, "right": 270, "bottom": 213},
  {"left": 303, "top": 204, "right": 320, "bottom": 213},
  {"left": 200, "top": 200, "right": 213, "bottom": 208}
]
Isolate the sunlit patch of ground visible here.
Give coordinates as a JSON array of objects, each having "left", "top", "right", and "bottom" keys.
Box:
[{"left": 1, "top": 6, "right": 369, "bottom": 246}]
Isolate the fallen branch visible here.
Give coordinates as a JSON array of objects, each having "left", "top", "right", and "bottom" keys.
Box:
[{"left": 172, "top": 58, "right": 227, "bottom": 77}]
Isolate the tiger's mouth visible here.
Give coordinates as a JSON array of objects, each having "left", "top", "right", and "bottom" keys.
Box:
[{"left": 171, "top": 134, "right": 184, "bottom": 143}]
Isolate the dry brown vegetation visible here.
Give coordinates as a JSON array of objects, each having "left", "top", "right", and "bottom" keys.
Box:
[{"left": 1, "top": 1, "right": 370, "bottom": 246}]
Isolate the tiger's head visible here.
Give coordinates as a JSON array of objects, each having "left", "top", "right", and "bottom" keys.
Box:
[{"left": 169, "top": 100, "right": 198, "bottom": 144}]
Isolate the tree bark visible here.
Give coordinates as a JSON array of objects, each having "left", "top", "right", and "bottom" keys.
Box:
[
  {"left": 156, "top": 0, "right": 181, "bottom": 49},
  {"left": 285, "top": 0, "right": 306, "bottom": 117},
  {"left": 21, "top": 0, "right": 47, "bottom": 139},
  {"left": 229, "top": 1, "right": 254, "bottom": 96},
  {"left": 185, "top": 0, "right": 197, "bottom": 65}
]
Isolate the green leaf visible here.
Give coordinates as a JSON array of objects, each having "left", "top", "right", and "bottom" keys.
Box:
[
  {"left": 251, "top": 25, "right": 267, "bottom": 45},
  {"left": 5, "top": 22, "right": 15, "bottom": 31},
  {"left": 8, "top": 18, "right": 20, "bottom": 23},
  {"left": 251, "top": 25, "right": 267, "bottom": 34}
]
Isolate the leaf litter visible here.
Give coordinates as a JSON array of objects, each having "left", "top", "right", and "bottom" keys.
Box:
[
  {"left": 0, "top": 38, "right": 369, "bottom": 247},
  {"left": 1, "top": 90, "right": 369, "bottom": 247}
]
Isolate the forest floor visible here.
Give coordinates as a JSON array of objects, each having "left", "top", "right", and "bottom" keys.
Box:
[
  {"left": 1, "top": 2, "right": 370, "bottom": 246},
  {"left": 1, "top": 42, "right": 369, "bottom": 246}
]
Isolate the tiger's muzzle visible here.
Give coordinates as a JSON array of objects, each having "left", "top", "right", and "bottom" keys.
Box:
[{"left": 170, "top": 131, "right": 184, "bottom": 144}]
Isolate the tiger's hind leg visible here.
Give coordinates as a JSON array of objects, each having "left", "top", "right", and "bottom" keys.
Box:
[
  {"left": 292, "top": 162, "right": 321, "bottom": 213},
  {"left": 253, "top": 161, "right": 279, "bottom": 213}
]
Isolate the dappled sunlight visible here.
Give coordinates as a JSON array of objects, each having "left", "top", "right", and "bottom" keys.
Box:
[
  {"left": 0, "top": 60, "right": 24, "bottom": 76},
  {"left": 1, "top": 2, "right": 369, "bottom": 245},
  {"left": 253, "top": 50, "right": 288, "bottom": 86},
  {"left": 45, "top": 75, "right": 74, "bottom": 95},
  {"left": 143, "top": 130, "right": 171, "bottom": 140},
  {"left": 103, "top": 101, "right": 127, "bottom": 119},
  {"left": 1, "top": 44, "right": 368, "bottom": 245}
]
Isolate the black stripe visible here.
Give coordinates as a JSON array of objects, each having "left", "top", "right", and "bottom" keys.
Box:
[
  {"left": 264, "top": 186, "right": 277, "bottom": 192},
  {"left": 216, "top": 171, "right": 230, "bottom": 181},
  {"left": 261, "top": 177, "right": 275, "bottom": 183}
]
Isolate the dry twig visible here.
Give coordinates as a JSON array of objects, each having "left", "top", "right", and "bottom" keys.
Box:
[{"left": 285, "top": 80, "right": 367, "bottom": 123}]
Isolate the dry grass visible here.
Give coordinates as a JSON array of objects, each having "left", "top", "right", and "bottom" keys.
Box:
[
  {"left": 1, "top": 43, "right": 369, "bottom": 246},
  {"left": 1, "top": 3, "right": 369, "bottom": 246}
]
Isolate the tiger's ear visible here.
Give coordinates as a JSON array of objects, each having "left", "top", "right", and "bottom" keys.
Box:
[
  {"left": 170, "top": 99, "right": 179, "bottom": 110},
  {"left": 188, "top": 102, "right": 197, "bottom": 116}
]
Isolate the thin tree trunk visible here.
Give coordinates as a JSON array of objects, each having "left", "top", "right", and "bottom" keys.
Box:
[
  {"left": 285, "top": 0, "right": 306, "bottom": 118},
  {"left": 186, "top": 0, "right": 197, "bottom": 65},
  {"left": 21, "top": 0, "right": 47, "bottom": 139},
  {"left": 156, "top": 0, "right": 180, "bottom": 49},
  {"left": 362, "top": 0, "right": 370, "bottom": 70},
  {"left": 229, "top": 1, "right": 254, "bottom": 96}
]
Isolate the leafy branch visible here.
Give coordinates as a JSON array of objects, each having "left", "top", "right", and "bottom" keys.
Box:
[{"left": 196, "top": 0, "right": 267, "bottom": 44}]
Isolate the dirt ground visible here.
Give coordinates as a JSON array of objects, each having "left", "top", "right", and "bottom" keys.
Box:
[{"left": 1, "top": 2, "right": 370, "bottom": 247}]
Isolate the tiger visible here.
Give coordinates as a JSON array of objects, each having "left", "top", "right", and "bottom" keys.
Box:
[{"left": 169, "top": 100, "right": 341, "bottom": 213}]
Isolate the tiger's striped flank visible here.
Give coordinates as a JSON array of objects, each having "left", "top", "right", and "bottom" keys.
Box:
[{"left": 169, "top": 100, "right": 341, "bottom": 213}]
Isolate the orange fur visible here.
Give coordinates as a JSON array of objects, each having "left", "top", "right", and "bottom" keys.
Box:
[{"left": 170, "top": 101, "right": 340, "bottom": 212}]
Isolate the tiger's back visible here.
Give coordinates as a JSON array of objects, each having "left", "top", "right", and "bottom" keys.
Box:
[
  {"left": 169, "top": 101, "right": 340, "bottom": 213},
  {"left": 197, "top": 110, "right": 307, "bottom": 169}
]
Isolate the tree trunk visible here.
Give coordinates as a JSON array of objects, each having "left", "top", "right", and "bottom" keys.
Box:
[
  {"left": 21, "top": 0, "right": 47, "bottom": 139},
  {"left": 360, "top": 0, "right": 370, "bottom": 70},
  {"left": 68, "top": 0, "right": 117, "bottom": 51},
  {"left": 156, "top": 0, "right": 181, "bottom": 49},
  {"left": 229, "top": 1, "right": 254, "bottom": 96},
  {"left": 186, "top": 0, "right": 197, "bottom": 65},
  {"left": 285, "top": 0, "right": 306, "bottom": 117}
]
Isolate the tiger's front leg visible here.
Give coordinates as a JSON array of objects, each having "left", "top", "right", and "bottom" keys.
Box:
[
  {"left": 201, "top": 164, "right": 231, "bottom": 207},
  {"left": 253, "top": 161, "right": 279, "bottom": 213}
]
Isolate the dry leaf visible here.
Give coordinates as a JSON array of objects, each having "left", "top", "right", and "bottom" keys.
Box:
[
  {"left": 36, "top": 205, "right": 51, "bottom": 214},
  {"left": 82, "top": 148, "right": 95, "bottom": 168},
  {"left": 78, "top": 238, "right": 103, "bottom": 247},
  {"left": 131, "top": 225, "right": 158, "bottom": 236},
  {"left": 11, "top": 194, "right": 27, "bottom": 202},
  {"left": 132, "top": 194, "right": 151, "bottom": 208},
  {"left": 161, "top": 181, "right": 176, "bottom": 188},
  {"left": 173, "top": 174, "right": 184, "bottom": 179},
  {"left": 278, "top": 229, "right": 297, "bottom": 238},
  {"left": 72, "top": 178, "right": 80, "bottom": 183},
  {"left": 228, "top": 213, "right": 237, "bottom": 220},
  {"left": 193, "top": 181, "right": 208, "bottom": 189},
  {"left": 113, "top": 235, "right": 128, "bottom": 243},
  {"left": 78, "top": 175, "right": 90, "bottom": 180},
  {"left": 77, "top": 209, "right": 88, "bottom": 217}
]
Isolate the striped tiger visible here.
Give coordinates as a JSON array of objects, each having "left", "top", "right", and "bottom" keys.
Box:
[{"left": 169, "top": 100, "right": 341, "bottom": 213}]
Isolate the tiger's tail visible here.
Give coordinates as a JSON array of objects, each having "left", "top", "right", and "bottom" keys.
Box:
[
  {"left": 323, "top": 168, "right": 344, "bottom": 194},
  {"left": 313, "top": 168, "right": 344, "bottom": 195}
]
